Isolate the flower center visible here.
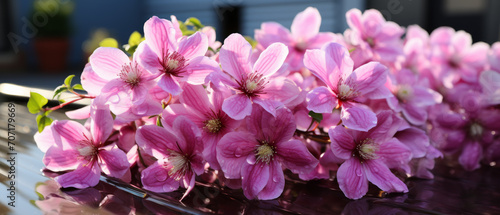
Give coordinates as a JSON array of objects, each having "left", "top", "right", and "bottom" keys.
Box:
[
  {"left": 166, "top": 150, "right": 190, "bottom": 181},
  {"left": 353, "top": 138, "right": 379, "bottom": 161},
  {"left": 161, "top": 51, "right": 188, "bottom": 77},
  {"left": 337, "top": 83, "right": 358, "bottom": 101},
  {"left": 237, "top": 72, "right": 268, "bottom": 98},
  {"left": 255, "top": 143, "right": 275, "bottom": 164},
  {"left": 469, "top": 123, "right": 484, "bottom": 139},
  {"left": 366, "top": 37, "right": 375, "bottom": 48},
  {"left": 78, "top": 145, "right": 96, "bottom": 157},
  {"left": 204, "top": 118, "right": 222, "bottom": 133},
  {"left": 119, "top": 62, "right": 142, "bottom": 88},
  {"left": 396, "top": 85, "right": 413, "bottom": 102},
  {"left": 294, "top": 40, "right": 308, "bottom": 52}
]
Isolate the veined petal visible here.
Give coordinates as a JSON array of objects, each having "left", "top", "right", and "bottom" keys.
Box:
[
  {"left": 329, "top": 125, "right": 356, "bottom": 160},
  {"left": 179, "top": 84, "right": 212, "bottom": 114},
  {"left": 395, "top": 127, "right": 429, "bottom": 159},
  {"left": 135, "top": 42, "right": 164, "bottom": 75},
  {"left": 51, "top": 120, "right": 91, "bottom": 150},
  {"left": 222, "top": 94, "right": 252, "bottom": 120},
  {"left": 306, "top": 86, "right": 337, "bottom": 113},
  {"left": 177, "top": 31, "right": 208, "bottom": 60},
  {"left": 276, "top": 139, "right": 319, "bottom": 174},
  {"left": 89, "top": 99, "right": 113, "bottom": 144},
  {"left": 242, "top": 162, "right": 270, "bottom": 200},
  {"left": 136, "top": 125, "right": 179, "bottom": 159},
  {"left": 217, "top": 131, "right": 257, "bottom": 179},
  {"left": 159, "top": 75, "right": 182, "bottom": 96},
  {"left": 350, "top": 62, "right": 388, "bottom": 95},
  {"left": 247, "top": 105, "right": 295, "bottom": 144},
  {"left": 183, "top": 56, "right": 221, "bottom": 85},
  {"left": 34, "top": 123, "right": 57, "bottom": 153},
  {"left": 401, "top": 103, "right": 428, "bottom": 126},
  {"left": 303, "top": 49, "right": 334, "bottom": 89},
  {"left": 252, "top": 98, "right": 282, "bottom": 118},
  {"left": 364, "top": 159, "right": 408, "bottom": 193},
  {"left": 143, "top": 16, "right": 177, "bottom": 57},
  {"left": 81, "top": 63, "right": 107, "bottom": 96},
  {"left": 458, "top": 141, "right": 482, "bottom": 171},
  {"left": 141, "top": 162, "right": 180, "bottom": 193},
  {"left": 253, "top": 42, "right": 288, "bottom": 77},
  {"left": 255, "top": 22, "right": 292, "bottom": 48},
  {"left": 65, "top": 105, "right": 91, "bottom": 120},
  {"left": 340, "top": 103, "right": 377, "bottom": 132},
  {"left": 291, "top": 7, "right": 321, "bottom": 41},
  {"left": 89, "top": 47, "right": 130, "bottom": 80},
  {"left": 346, "top": 9, "right": 364, "bottom": 33},
  {"left": 171, "top": 116, "right": 202, "bottom": 155},
  {"left": 55, "top": 163, "right": 101, "bottom": 189},
  {"left": 323, "top": 42, "right": 354, "bottom": 83},
  {"left": 43, "top": 146, "right": 80, "bottom": 171},
  {"left": 257, "top": 160, "right": 285, "bottom": 200},
  {"left": 98, "top": 144, "right": 130, "bottom": 178},
  {"left": 377, "top": 138, "right": 412, "bottom": 169},
  {"left": 219, "top": 33, "right": 253, "bottom": 80},
  {"left": 337, "top": 158, "right": 368, "bottom": 200}
]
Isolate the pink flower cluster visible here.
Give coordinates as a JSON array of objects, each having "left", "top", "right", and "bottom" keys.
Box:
[{"left": 34, "top": 7, "right": 500, "bottom": 201}]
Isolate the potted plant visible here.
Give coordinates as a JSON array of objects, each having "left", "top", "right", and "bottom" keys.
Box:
[{"left": 32, "top": 0, "right": 74, "bottom": 72}]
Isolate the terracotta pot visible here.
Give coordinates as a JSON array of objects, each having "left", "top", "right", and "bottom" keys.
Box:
[{"left": 34, "top": 37, "right": 70, "bottom": 72}]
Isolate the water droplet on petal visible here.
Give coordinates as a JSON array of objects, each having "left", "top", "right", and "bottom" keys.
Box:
[
  {"left": 109, "top": 94, "right": 120, "bottom": 103},
  {"left": 246, "top": 155, "right": 256, "bottom": 165},
  {"left": 235, "top": 147, "right": 243, "bottom": 158},
  {"left": 155, "top": 169, "right": 168, "bottom": 181},
  {"left": 272, "top": 176, "right": 279, "bottom": 182},
  {"left": 356, "top": 168, "right": 363, "bottom": 177}
]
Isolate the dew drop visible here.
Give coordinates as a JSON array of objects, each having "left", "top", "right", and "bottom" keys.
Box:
[
  {"left": 109, "top": 94, "right": 120, "bottom": 103},
  {"left": 356, "top": 169, "right": 363, "bottom": 177},
  {"left": 272, "top": 176, "right": 279, "bottom": 182},
  {"left": 155, "top": 169, "right": 168, "bottom": 181},
  {"left": 246, "top": 155, "right": 256, "bottom": 165},
  {"left": 235, "top": 147, "right": 243, "bottom": 158}
]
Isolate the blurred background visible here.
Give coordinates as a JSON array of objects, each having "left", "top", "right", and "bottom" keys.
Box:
[{"left": 1, "top": 0, "right": 500, "bottom": 89}]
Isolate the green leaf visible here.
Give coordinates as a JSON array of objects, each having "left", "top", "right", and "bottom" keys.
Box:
[
  {"left": 186, "top": 17, "right": 204, "bottom": 29},
  {"left": 36, "top": 115, "right": 53, "bottom": 133},
  {"left": 34, "top": 182, "right": 46, "bottom": 200},
  {"left": 128, "top": 31, "right": 143, "bottom": 46},
  {"left": 72, "top": 84, "right": 84, "bottom": 91},
  {"left": 64, "top": 75, "right": 75, "bottom": 87},
  {"left": 99, "top": 38, "right": 119, "bottom": 48},
  {"left": 348, "top": 48, "right": 356, "bottom": 53},
  {"left": 53, "top": 85, "right": 68, "bottom": 99},
  {"left": 308, "top": 111, "right": 323, "bottom": 123},
  {"left": 28, "top": 92, "right": 48, "bottom": 114}
]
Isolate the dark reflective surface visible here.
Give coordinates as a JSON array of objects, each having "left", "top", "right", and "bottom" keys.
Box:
[{"left": 1, "top": 100, "right": 500, "bottom": 215}]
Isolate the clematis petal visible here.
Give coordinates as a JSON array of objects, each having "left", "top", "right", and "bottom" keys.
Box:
[
  {"left": 458, "top": 141, "right": 482, "bottom": 171},
  {"left": 43, "top": 146, "right": 80, "bottom": 171},
  {"left": 216, "top": 131, "right": 257, "bottom": 179},
  {"left": 51, "top": 120, "right": 91, "bottom": 150},
  {"left": 179, "top": 84, "right": 212, "bottom": 114},
  {"left": 136, "top": 125, "right": 179, "bottom": 159},
  {"left": 340, "top": 103, "right": 377, "bottom": 132},
  {"left": 222, "top": 94, "right": 252, "bottom": 120},
  {"left": 65, "top": 105, "right": 91, "bottom": 120},
  {"left": 55, "top": 163, "right": 101, "bottom": 189},
  {"left": 364, "top": 159, "right": 408, "bottom": 193},
  {"left": 143, "top": 16, "right": 177, "bottom": 57},
  {"left": 34, "top": 123, "right": 57, "bottom": 153},
  {"left": 291, "top": 7, "right": 321, "bottom": 41},
  {"left": 98, "top": 144, "right": 130, "bottom": 178},
  {"left": 253, "top": 42, "right": 289, "bottom": 77},
  {"left": 255, "top": 22, "right": 292, "bottom": 48},
  {"left": 377, "top": 138, "right": 412, "bottom": 169},
  {"left": 89, "top": 47, "right": 130, "bottom": 80},
  {"left": 329, "top": 126, "right": 356, "bottom": 160},
  {"left": 81, "top": 63, "right": 107, "bottom": 96},
  {"left": 395, "top": 127, "right": 430, "bottom": 158},
  {"left": 241, "top": 161, "right": 270, "bottom": 200},
  {"left": 252, "top": 98, "right": 283, "bottom": 118},
  {"left": 177, "top": 31, "right": 208, "bottom": 60},
  {"left": 171, "top": 116, "right": 202, "bottom": 155},
  {"left": 183, "top": 56, "right": 221, "bottom": 85},
  {"left": 135, "top": 42, "right": 164, "bottom": 75},
  {"left": 303, "top": 49, "right": 333, "bottom": 89},
  {"left": 306, "top": 86, "right": 337, "bottom": 113},
  {"left": 89, "top": 99, "right": 113, "bottom": 144},
  {"left": 219, "top": 33, "right": 253, "bottom": 80},
  {"left": 141, "top": 162, "right": 180, "bottom": 193},
  {"left": 346, "top": 9, "right": 364, "bottom": 33},
  {"left": 350, "top": 61, "right": 388, "bottom": 95},
  {"left": 337, "top": 158, "right": 368, "bottom": 200},
  {"left": 276, "top": 139, "right": 319, "bottom": 174},
  {"left": 158, "top": 75, "right": 182, "bottom": 96},
  {"left": 256, "top": 160, "right": 285, "bottom": 200}
]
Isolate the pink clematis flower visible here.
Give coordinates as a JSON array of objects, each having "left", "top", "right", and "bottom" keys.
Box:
[
  {"left": 135, "top": 116, "right": 205, "bottom": 200},
  {"left": 255, "top": 7, "right": 337, "bottom": 71},
  {"left": 217, "top": 105, "right": 318, "bottom": 200},
  {"left": 88, "top": 47, "right": 157, "bottom": 115},
  {"left": 137, "top": 16, "right": 221, "bottom": 96},
  {"left": 162, "top": 83, "right": 240, "bottom": 170},
  {"left": 34, "top": 98, "right": 130, "bottom": 188},
  {"left": 217, "top": 33, "right": 300, "bottom": 120},
  {"left": 329, "top": 111, "right": 411, "bottom": 199},
  {"left": 344, "top": 8, "right": 405, "bottom": 68},
  {"left": 304, "top": 42, "right": 392, "bottom": 131}
]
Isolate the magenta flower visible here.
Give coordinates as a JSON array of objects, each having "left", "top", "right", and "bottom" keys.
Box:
[
  {"left": 137, "top": 16, "right": 221, "bottom": 96},
  {"left": 162, "top": 83, "right": 240, "bottom": 170},
  {"left": 217, "top": 33, "right": 299, "bottom": 120},
  {"left": 386, "top": 69, "right": 443, "bottom": 125},
  {"left": 344, "top": 9, "right": 405, "bottom": 68},
  {"left": 304, "top": 42, "right": 392, "bottom": 131},
  {"left": 429, "top": 27, "right": 489, "bottom": 88},
  {"left": 34, "top": 99, "right": 130, "bottom": 188},
  {"left": 135, "top": 116, "right": 205, "bottom": 200},
  {"left": 88, "top": 47, "right": 157, "bottom": 114},
  {"left": 255, "top": 7, "right": 337, "bottom": 70},
  {"left": 329, "top": 111, "right": 411, "bottom": 199},
  {"left": 479, "top": 70, "right": 500, "bottom": 105},
  {"left": 217, "top": 105, "right": 318, "bottom": 200}
]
